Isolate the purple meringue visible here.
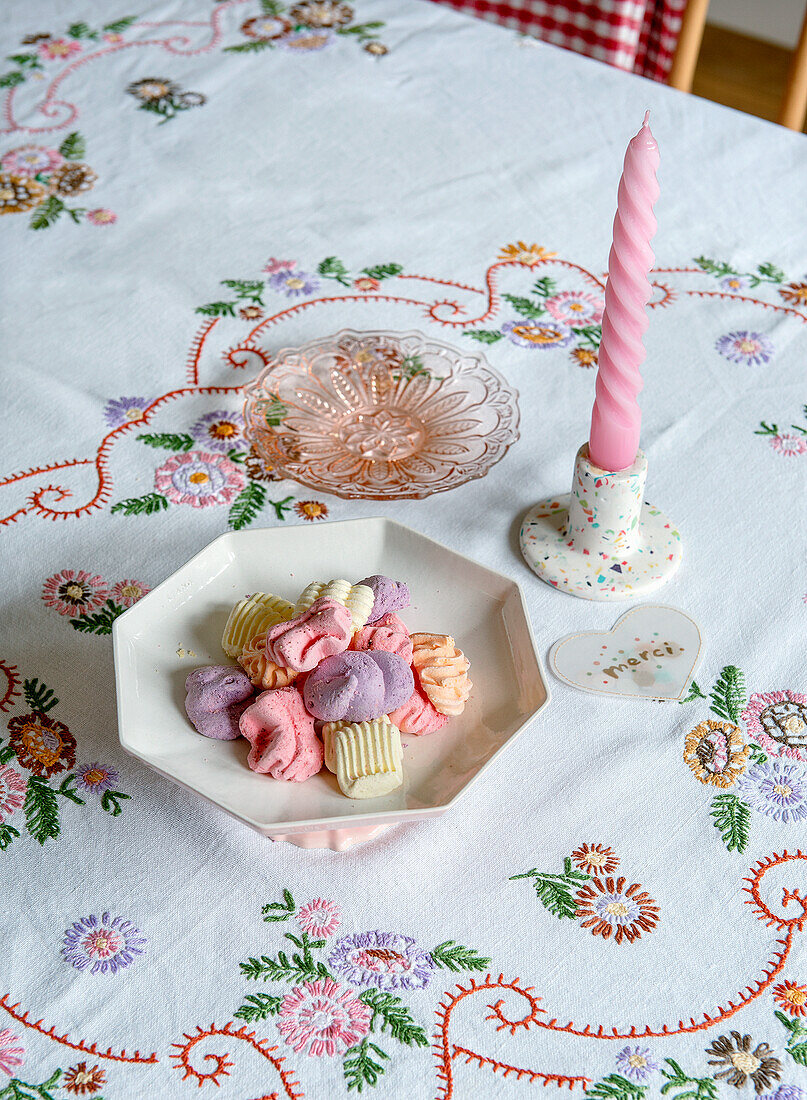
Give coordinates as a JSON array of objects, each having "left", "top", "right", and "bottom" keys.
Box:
[
  {"left": 303, "top": 650, "right": 413, "bottom": 722},
  {"left": 185, "top": 665, "right": 254, "bottom": 740},
  {"left": 357, "top": 575, "right": 410, "bottom": 624}
]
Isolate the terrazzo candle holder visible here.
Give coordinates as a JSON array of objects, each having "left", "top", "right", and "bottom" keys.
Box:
[{"left": 519, "top": 444, "right": 682, "bottom": 600}]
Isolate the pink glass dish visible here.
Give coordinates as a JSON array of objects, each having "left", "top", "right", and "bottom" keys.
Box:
[{"left": 242, "top": 329, "right": 519, "bottom": 500}]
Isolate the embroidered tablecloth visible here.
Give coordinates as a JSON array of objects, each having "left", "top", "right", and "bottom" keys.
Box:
[{"left": 2, "top": 1, "right": 806, "bottom": 1097}]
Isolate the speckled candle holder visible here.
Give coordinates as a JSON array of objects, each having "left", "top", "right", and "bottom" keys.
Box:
[{"left": 519, "top": 444, "right": 682, "bottom": 600}]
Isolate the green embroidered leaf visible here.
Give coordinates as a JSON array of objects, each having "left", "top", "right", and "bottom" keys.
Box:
[
  {"left": 429, "top": 941, "right": 490, "bottom": 973},
  {"left": 229, "top": 482, "right": 267, "bottom": 530},
  {"left": 65, "top": 206, "right": 85, "bottom": 224},
  {"left": 465, "top": 329, "right": 503, "bottom": 344},
  {"left": 343, "top": 1038, "right": 389, "bottom": 1092},
  {"left": 0, "top": 1067, "right": 63, "bottom": 1100},
  {"left": 659, "top": 1058, "right": 718, "bottom": 1100},
  {"left": 234, "top": 993, "right": 283, "bottom": 1022},
  {"left": 24, "top": 776, "right": 61, "bottom": 845},
  {"left": 263, "top": 394, "right": 288, "bottom": 427},
  {"left": 224, "top": 39, "right": 275, "bottom": 53},
  {"left": 222, "top": 278, "right": 265, "bottom": 304},
  {"left": 0, "top": 72, "right": 26, "bottom": 88},
  {"left": 318, "top": 256, "right": 352, "bottom": 286},
  {"left": 69, "top": 600, "right": 126, "bottom": 635},
  {"left": 101, "top": 789, "right": 130, "bottom": 816},
  {"left": 110, "top": 492, "right": 169, "bottom": 516},
  {"left": 510, "top": 857, "right": 590, "bottom": 919},
  {"left": 756, "top": 262, "right": 785, "bottom": 284},
  {"left": 7, "top": 53, "right": 39, "bottom": 67},
  {"left": 710, "top": 792, "right": 750, "bottom": 853},
  {"left": 23, "top": 678, "right": 59, "bottom": 714},
  {"left": 531, "top": 275, "right": 557, "bottom": 298},
  {"left": 588, "top": 1073, "right": 647, "bottom": 1100},
  {"left": 755, "top": 420, "right": 779, "bottom": 436},
  {"left": 393, "top": 355, "right": 431, "bottom": 382},
  {"left": 240, "top": 932, "right": 332, "bottom": 984},
  {"left": 360, "top": 263, "right": 402, "bottom": 280},
  {"left": 789, "top": 1041, "right": 807, "bottom": 1066},
  {"left": 359, "top": 990, "right": 428, "bottom": 1047},
  {"left": 709, "top": 665, "right": 746, "bottom": 723},
  {"left": 269, "top": 494, "right": 294, "bottom": 521},
  {"left": 137, "top": 432, "right": 194, "bottom": 452},
  {"left": 228, "top": 449, "right": 248, "bottom": 463},
  {"left": 262, "top": 887, "right": 296, "bottom": 922},
  {"left": 774, "top": 1009, "right": 806, "bottom": 1035},
  {"left": 694, "top": 256, "right": 737, "bottom": 278},
  {"left": 0, "top": 745, "right": 15, "bottom": 765},
  {"left": 0, "top": 823, "right": 20, "bottom": 851},
  {"left": 103, "top": 16, "right": 138, "bottom": 33},
  {"left": 29, "top": 196, "right": 65, "bottom": 230},
  {"left": 502, "top": 293, "right": 545, "bottom": 319},
  {"left": 749, "top": 744, "right": 767, "bottom": 766},
  {"left": 576, "top": 324, "right": 603, "bottom": 349},
  {"left": 59, "top": 131, "right": 86, "bottom": 159},
  {"left": 679, "top": 681, "right": 706, "bottom": 704},
  {"left": 337, "top": 22, "right": 385, "bottom": 43},
  {"left": 195, "top": 299, "right": 237, "bottom": 316},
  {"left": 56, "top": 774, "right": 85, "bottom": 806},
  {"left": 260, "top": 0, "right": 285, "bottom": 13},
  {"left": 67, "top": 22, "right": 96, "bottom": 39}
]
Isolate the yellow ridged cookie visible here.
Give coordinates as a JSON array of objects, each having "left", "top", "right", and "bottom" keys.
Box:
[
  {"left": 221, "top": 593, "right": 295, "bottom": 658},
  {"left": 293, "top": 579, "right": 374, "bottom": 633},
  {"left": 410, "top": 632, "right": 472, "bottom": 716},
  {"left": 322, "top": 717, "right": 403, "bottom": 799},
  {"left": 237, "top": 633, "right": 297, "bottom": 690}
]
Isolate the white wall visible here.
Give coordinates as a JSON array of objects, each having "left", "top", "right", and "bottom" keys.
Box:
[{"left": 707, "top": 0, "right": 804, "bottom": 48}]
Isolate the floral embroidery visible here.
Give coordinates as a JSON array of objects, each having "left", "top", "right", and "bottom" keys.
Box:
[
  {"left": 736, "top": 761, "right": 807, "bottom": 823},
  {"left": 39, "top": 38, "right": 83, "bottom": 61},
  {"left": 772, "top": 979, "right": 807, "bottom": 1017},
  {"left": 501, "top": 318, "right": 574, "bottom": 349},
  {"left": 364, "top": 41, "right": 387, "bottom": 55},
  {"left": 755, "top": 405, "right": 807, "bottom": 455},
  {"left": 239, "top": 305, "right": 263, "bottom": 320},
  {"left": 0, "top": 133, "right": 114, "bottom": 230},
  {"left": 0, "top": 1029, "right": 24, "bottom": 1078},
  {"left": 720, "top": 275, "right": 751, "bottom": 292},
  {"left": 63, "top": 1061, "right": 106, "bottom": 1094},
  {"left": 42, "top": 569, "right": 109, "bottom": 618},
  {"left": 571, "top": 346, "right": 598, "bottom": 368},
  {"left": 154, "top": 450, "right": 247, "bottom": 508},
  {"left": 705, "top": 1031, "right": 782, "bottom": 1091},
  {"left": 75, "top": 763, "right": 119, "bottom": 796},
  {"left": 544, "top": 290, "right": 604, "bottom": 327},
  {"left": 0, "top": 16, "right": 137, "bottom": 88},
  {"left": 354, "top": 276, "right": 380, "bottom": 292},
  {"left": 297, "top": 898, "right": 341, "bottom": 938},
  {"left": 0, "top": 766, "right": 26, "bottom": 821},
  {"left": 614, "top": 1045, "right": 659, "bottom": 1081},
  {"left": 571, "top": 842, "right": 619, "bottom": 875},
  {"left": 716, "top": 330, "right": 774, "bottom": 366},
  {"left": 291, "top": 2, "right": 354, "bottom": 27},
  {"left": 329, "top": 932, "right": 436, "bottom": 991},
  {"left": 242, "top": 14, "right": 294, "bottom": 40},
  {"left": 683, "top": 719, "right": 750, "bottom": 787},
  {"left": 268, "top": 268, "right": 321, "bottom": 298},
  {"left": 498, "top": 241, "right": 558, "bottom": 266},
  {"left": 7, "top": 713, "right": 76, "bottom": 778},
  {"left": 85, "top": 208, "right": 116, "bottom": 225},
  {"left": 111, "top": 579, "right": 150, "bottom": 607},
  {"left": 126, "top": 78, "right": 207, "bottom": 124},
  {"left": 277, "top": 978, "right": 371, "bottom": 1056},
  {"left": 263, "top": 257, "right": 296, "bottom": 273},
  {"left": 103, "top": 396, "right": 149, "bottom": 428},
  {"left": 281, "top": 29, "right": 333, "bottom": 50},
  {"left": 294, "top": 500, "right": 329, "bottom": 521},
  {"left": 779, "top": 281, "right": 807, "bottom": 306},
  {"left": 760, "top": 1088, "right": 806, "bottom": 1100},
  {"left": 191, "top": 410, "right": 245, "bottom": 452},
  {"left": 772, "top": 1009, "right": 807, "bottom": 1074},
  {"left": 225, "top": 3, "right": 386, "bottom": 56},
  {"left": 62, "top": 913, "right": 147, "bottom": 975},
  {"left": 695, "top": 255, "right": 786, "bottom": 290},
  {"left": 0, "top": 146, "right": 63, "bottom": 177},
  {"left": 743, "top": 691, "right": 807, "bottom": 762},
  {"left": 575, "top": 876, "right": 660, "bottom": 945},
  {"left": 0, "top": 174, "right": 47, "bottom": 214}
]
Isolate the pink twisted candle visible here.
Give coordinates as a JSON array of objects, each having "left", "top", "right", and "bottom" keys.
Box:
[{"left": 588, "top": 112, "right": 660, "bottom": 472}]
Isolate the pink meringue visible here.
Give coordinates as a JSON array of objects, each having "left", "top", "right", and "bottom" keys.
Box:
[
  {"left": 263, "top": 597, "right": 352, "bottom": 673},
  {"left": 239, "top": 686, "right": 323, "bottom": 781},
  {"left": 350, "top": 612, "right": 413, "bottom": 664},
  {"left": 387, "top": 681, "right": 449, "bottom": 736}
]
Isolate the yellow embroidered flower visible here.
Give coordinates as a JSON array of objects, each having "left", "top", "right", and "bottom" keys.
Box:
[
  {"left": 571, "top": 347, "right": 598, "bottom": 369},
  {"left": 683, "top": 719, "right": 750, "bottom": 787},
  {"left": 0, "top": 173, "right": 47, "bottom": 214},
  {"left": 497, "top": 242, "right": 557, "bottom": 266},
  {"left": 779, "top": 281, "right": 807, "bottom": 307}
]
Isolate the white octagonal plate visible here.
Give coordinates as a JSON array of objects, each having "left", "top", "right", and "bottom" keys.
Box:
[{"left": 112, "top": 518, "right": 549, "bottom": 849}]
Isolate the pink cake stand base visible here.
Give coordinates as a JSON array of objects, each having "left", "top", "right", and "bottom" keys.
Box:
[{"left": 269, "top": 823, "right": 396, "bottom": 851}]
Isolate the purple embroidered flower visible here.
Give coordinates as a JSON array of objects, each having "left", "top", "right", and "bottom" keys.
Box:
[
  {"left": 719, "top": 275, "right": 750, "bottom": 293},
  {"left": 760, "top": 1087, "right": 806, "bottom": 1100},
  {"left": 614, "top": 1045, "right": 659, "bottom": 1081},
  {"left": 104, "top": 396, "right": 149, "bottom": 428},
  {"left": 268, "top": 269, "right": 320, "bottom": 297},
  {"left": 75, "top": 763, "right": 119, "bottom": 795},
  {"left": 501, "top": 319, "right": 574, "bottom": 349},
  {"left": 329, "top": 931, "right": 435, "bottom": 991},
  {"left": 191, "top": 409, "right": 245, "bottom": 453},
  {"left": 62, "top": 913, "right": 146, "bottom": 974},
  {"left": 736, "top": 761, "right": 807, "bottom": 823},
  {"left": 715, "top": 330, "right": 774, "bottom": 365}
]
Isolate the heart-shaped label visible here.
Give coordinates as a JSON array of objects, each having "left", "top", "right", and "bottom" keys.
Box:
[{"left": 549, "top": 604, "right": 703, "bottom": 701}]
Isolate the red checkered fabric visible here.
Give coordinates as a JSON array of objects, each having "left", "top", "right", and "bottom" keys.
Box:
[{"left": 431, "top": 0, "right": 686, "bottom": 82}]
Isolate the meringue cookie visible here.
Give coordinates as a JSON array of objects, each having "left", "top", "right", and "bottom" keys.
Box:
[
  {"left": 185, "top": 665, "right": 254, "bottom": 740},
  {"left": 350, "top": 612, "right": 413, "bottom": 664},
  {"left": 357, "top": 575, "right": 410, "bottom": 624},
  {"left": 238, "top": 632, "right": 297, "bottom": 690},
  {"left": 222, "top": 592, "right": 295, "bottom": 658},
  {"left": 239, "top": 687, "right": 323, "bottom": 781},
  {"left": 294, "top": 579, "right": 374, "bottom": 632},
  {"left": 410, "top": 632, "right": 472, "bottom": 716},
  {"left": 303, "top": 651, "right": 413, "bottom": 723},
  {"left": 322, "top": 717, "right": 403, "bottom": 799},
  {"left": 263, "top": 597, "right": 353, "bottom": 673},
  {"left": 387, "top": 681, "right": 449, "bottom": 736}
]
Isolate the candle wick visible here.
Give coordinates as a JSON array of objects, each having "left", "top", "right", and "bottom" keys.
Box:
[{"left": 643, "top": 109, "right": 651, "bottom": 127}]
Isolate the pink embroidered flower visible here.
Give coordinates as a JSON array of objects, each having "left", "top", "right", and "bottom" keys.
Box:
[
  {"left": 38, "top": 38, "right": 82, "bottom": 61},
  {"left": 103, "top": 32, "right": 125, "bottom": 44},
  {"left": 354, "top": 277, "right": 380, "bottom": 292},
  {"left": 277, "top": 978, "right": 370, "bottom": 1056},
  {"left": 0, "top": 145, "right": 63, "bottom": 178},
  {"left": 297, "top": 899, "right": 341, "bottom": 938},
  {"left": 111, "top": 579, "right": 150, "bottom": 607},
  {"left": 545, "top": 290, "right": 604, "bottom": 327},
  {"left": 0, "top": 766, "right": 25, "bottom": 821},
  {"left": 263, "top": 258, "right": 296, "bottom": 274},
  {"left": 154, "top": 451, "right": 246, "bottom": 509},
  {"left": 42, "top": 569, "right": 109, "bottom": 618},
  {"left": 0, "top": 1029, "right": 24, "bottom": 1077},
  {"left": 743, "top": 690, "right": 807, "bottom": 762},
  {"left": 770, "top": 433, "right": 807, "bottom": 457},
  {"left": 87, "top": 209, "right": 117, "bottom": 226}
]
